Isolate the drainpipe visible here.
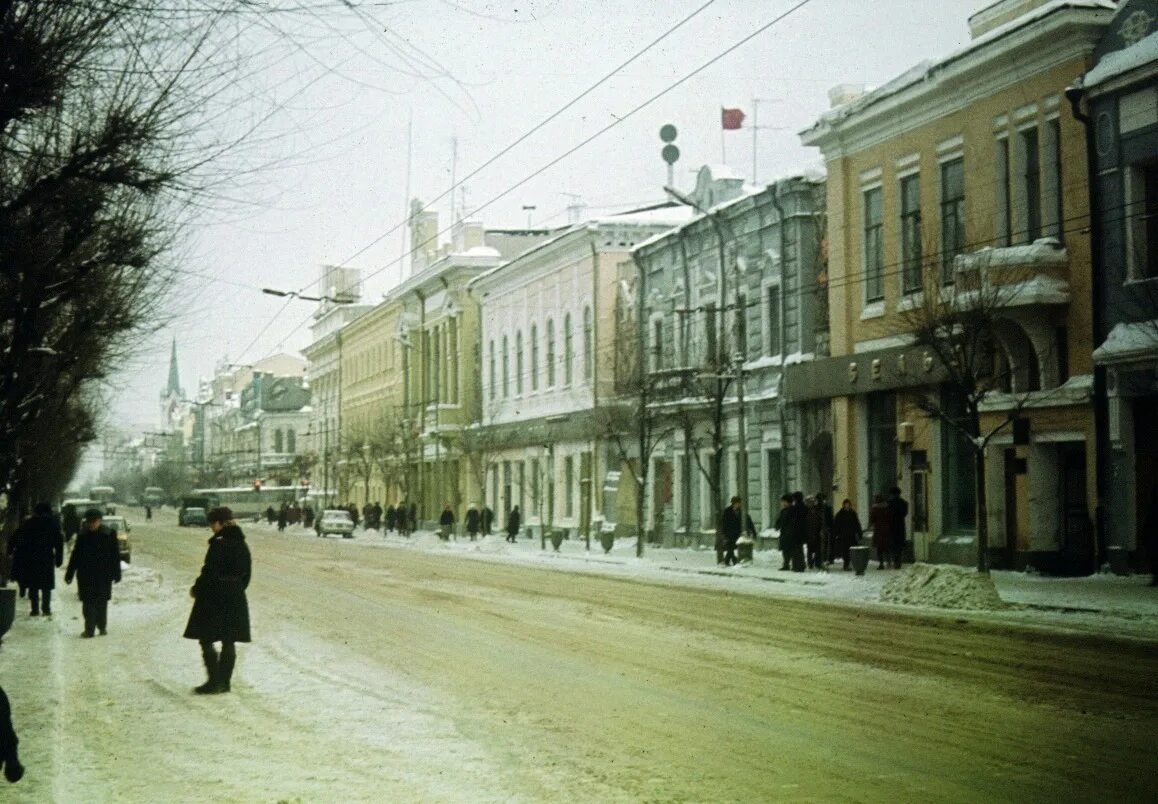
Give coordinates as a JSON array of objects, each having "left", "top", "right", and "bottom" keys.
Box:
[
  {"left": 678, "top": 230, "right": 693, "bottom": 540},
  {"left": 770, "top": 183, "right": 789, "bottom": 496},
  {"left": 1066, "top": 84, "right": 1106, "bottom": 574}
]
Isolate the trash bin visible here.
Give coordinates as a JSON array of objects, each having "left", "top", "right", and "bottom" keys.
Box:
[
  {"left": 1106, "top": 545, "right": 1130, "bottom": 576},
  {"left": 736, "top": 537, "right": 754, "bottom": 563},
  {"left": 849, "top": 545, "right": 871, "bottom": 576}
]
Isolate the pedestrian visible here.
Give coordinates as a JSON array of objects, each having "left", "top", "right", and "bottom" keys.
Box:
[
  {"left": 439, "top": 502, "right": 455, "bottom": 541},
  {"left": 184, "top": 506, "right": 251, "bottom": 695},
  {"left": 816, "top": 492, "right": 835, "bottom": 568},
  {"left": 8, "top": 503, "right": 64, "bottom": 617},
  {"left": 348, "top": 503, "right": 361, "bottom": 529},
  {"left": 888, "top": 486, "right": 909, "bottom": 569},
  {"left": 408, "top": 502, "right": 418, "bottom": 534},
  {"left": 718, "top": 496, "right": 752, "bottom": 567},
  {"left": 465, "top": 504, "right": 481, "bottom": 541},
  {"left": 0, "top": 686, "right": 24, "bottom": 784},
  {"left": 362, "top": 502, "right": 374, "bottom": 531},
  {"left": 396, "top": 501, "right": 409, "bottom": 537},
  {"left": 869, "top": 493, "right": 892, "bottom": 570},
  {"left": 372, "top": 501, "right": 383, "bottom": 531},
  {"left": 774, "top": 493, "right": 794, "bottom": 570},
  {"left": 303, "top": 504, "right": 315, "bottom": 530},
  {"left": 506, "top": 505, "right": 521, "bottom": 543},
  {"left": 804, "top": 495, "right": 825, "bottom": 569},
  {"left": 481, "top": 504, "right": 493, "bottom": 536},
  {"left": 385, "top": 504, "right": 396, "bottom": 533},
  {"left": 277, "top": 504, "right": 287, "bottom": 533},
  {"left": 831, "top": 499, "right": 864, "bottom": 571},
  {"left": 64, "top": 508, "right": 121, "bottom": 637},
  {"left": 145, "top": 504, "right": 153, "bottom": 522},
  {"left": 265, "top": 506, "right": 276, "bottom": 525}
]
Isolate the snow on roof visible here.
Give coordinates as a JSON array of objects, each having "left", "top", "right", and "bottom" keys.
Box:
[
  {"left": 1081, "top": 30, "right": 1158, "bottom": 88},
  {"left": 463, "top": 245, "right": 502, "bottom": 258},
  {"left": 1093, "top": 319, "right": 1158, "bottom": 365},
  {"left": 590, "top": 203, "right": 696, "bottom": 227},
  {"left": 954, "top": 237, "right": 1069, "bottom": 269},
  {"left": 806, "top": 0, "right": 1115, "bottom": 135}
]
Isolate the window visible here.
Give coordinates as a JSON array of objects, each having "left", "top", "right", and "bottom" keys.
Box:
[
  {"left": 501, "top": 335, "right": 509, "bottom": 398},
  {"left": 449, "top": 318, "right": 459, "bottom": 403},
  {"left": 546, "top": 319, "right": 556, "bottom": 386},
  {"left": 1020, "top": 127, "right": 1041, "bottom": 243},
  {"left": 652, "top": 317, "right": 664, "bottom": 371},
  {"left": 863, "top": 186, "right": 884, "bottom": 302},
  {"left": 867, "top": 391, "right": 897, "bottom": 502},
  {"left": 995, "top": 137, "right": 1011, "bottom": 247},
  {"left": 941, "top": 387, "right": 977, "bottom": 532},
  {"left": 582, "top": 306, "right": 593, "bottom": 381},
  {"left": 564, "top": 313, "right": 573, "bottom": 386},
  {"left": 1043, "top": 119, "right": 1062, "bottom": 240},
  {"left": 940, "top": 157, "right": 965, "bottom": 283},
  {"left": 765, "top": 449, "right": 783, "bottom": 529},
  {"left": 530, "top": 324, "right": 539, "bottom": 391},
  {"left": 1126, "top": 160, "right": 1158, "bottom": 280},
  {"left": 431, "top": 327, "right": 441, "bottom": 402},
  {"left": 530, "top": 458, "right": 541, "bottom": 513},
  {"left": 765, "top": 285, "right": 780, "bottom": 356},
  {"left": 515, "top": 331, "right": 524, "bottom": 395},
  {"left": 287, "top": 429, "right": 296, "bottom": 453},
  {"left": 274, "top": 429, "right": 283, "bottom": 453},
  {"left": 900, "top": 174, "right": 922, "bottom": 294},
  {"left": 488, "top": 339, "right": 496, "bottom": 401},
  {"left": 564, "top": 456, "right": 574, "bottom": 518}
]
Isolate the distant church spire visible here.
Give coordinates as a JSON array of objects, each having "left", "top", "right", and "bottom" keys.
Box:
[{"left": 166, "top": 337, "right": 182, "bottom": 397}]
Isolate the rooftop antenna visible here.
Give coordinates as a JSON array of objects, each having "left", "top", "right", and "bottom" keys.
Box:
[{"left": 561, "top": 193, "right": 586, "bottom": 225}]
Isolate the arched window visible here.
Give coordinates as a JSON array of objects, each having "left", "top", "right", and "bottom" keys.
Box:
[
  {"left": 287, "top": 429, "right": 296, "bottom": 453},
  {"left": 546, "top": 319, "right": 556, "bottom": 387},
  {"left": 274, "top": 429, "right": 284, "bottom": 453},
  {"left": 564, "top": 313, "right": 573, "bottom": 386},
  {"left": 488, "top": 340, "right": 496, "bottom": 400},
  {"left": 502, "top": 335, "right": 510, "bottom": 398},
  {"left": 530, "top": 323, "right": 539, "bottom": 391},
  {"left": 582, "top": 306, "right": 593, "bottom": 382},
  {"left": 515, "top": 331, "right": 524, "bottom": 395}
]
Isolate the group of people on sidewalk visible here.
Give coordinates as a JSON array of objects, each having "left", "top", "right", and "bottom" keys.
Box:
[
  {"left": 0, "top": 504, "right": 252, "bottom": 784},
  {"left": 771, "top": 487, "right": 908, "bottom": 572}
]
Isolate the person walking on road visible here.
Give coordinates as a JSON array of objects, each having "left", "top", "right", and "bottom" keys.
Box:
[
  {"left": 465, "top": 504, "right": 481, "bottom": 541},
  {"left": 719, "top": 497, "right": 753, "bottom": 567},
  {"left": 7, "top": 503, "right": 64, "bottom": 617},
  {"left": 832, "top": 499, "right": 864, "bottom": 571},
  {"left": 184, "top": 506, "right": 251, "bottom": 695},
  {"left": 0, "top": 686, "right": 24, "bottom": 784},
  {"left": 505, "top": 506, "right": 521, "bottom": 543},
  {"left": 64, "top": 509, "right": 121, "bottom": 636},
  {"left": 869, "top": 493, "right": 892, "bottom": 570},
  {"left": 888, "top": 486, "right": 909, "bottom": 569},
  {"left": 774, "top": 493, "right": 793, "bottom": 570},
  {"left": 277, "top": 504, "right": 288, "bottom": 533}
]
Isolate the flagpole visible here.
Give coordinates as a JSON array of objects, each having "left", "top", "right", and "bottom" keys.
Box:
[
  {"left": 720, "top": 107, "right": 727, "bottom": 164},
  {"left": 401, "top": 107, "right": 413, "bottom": 279},
  {"left": 752, "top": 96, "right": 758, "bottom": 183}
]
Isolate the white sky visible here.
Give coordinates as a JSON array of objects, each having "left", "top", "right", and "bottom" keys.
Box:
[{"left": 104, "top": 0, "right": 985, "bottom": 440}]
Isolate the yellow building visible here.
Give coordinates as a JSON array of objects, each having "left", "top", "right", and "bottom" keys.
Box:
[{"left": 790, "top": 0, "right": 1113, "bottom": 570}]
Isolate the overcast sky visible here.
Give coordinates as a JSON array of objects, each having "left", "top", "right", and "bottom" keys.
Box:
[{"left": 103, "top": 0, "right": 986, "bottom": 445}]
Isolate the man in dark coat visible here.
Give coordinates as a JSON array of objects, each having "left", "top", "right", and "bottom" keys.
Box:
[
  {"left": 64, "top": 509, "right": 121, "bottom": 636},
  {"left": 832, "top": 498, "right": 864, "bottom": 571},
  {"left": 0, "top": 686, "right": 24, "bottom": 783},
  {"left": 505, "top": 506, "right": 521, "bottom": 543},
  {"left": 385, "top": 504, "right": 396, "bottom": 533},
  {"left": 465, "top": 504, "right": 481, "bottom": 541},
  {"left": 888, "top": 486, "right": 909, "bottom": 569},
  {"left": 184, "top": 506, "right": 251, "bottom": 695},
  {"left": 718, "top": 496, "right": 754, "bottom": 567},
  {"left": 788, "top": 491, "right": 808, "bottom": 572},
  {"left": 408, "top": 502, "right": 418, "bottom": 533},
  {"left": 481, "top": 505, "right": 493, "bottom": 536},
  {"left": 438, "top": 503, "right": 455, "bottom": 541},
  {"left": 8, "top": 503, "right": 64, "bottom": 616},
  {"left": 774, "top": 493, "right": 794, "bottom": 570}
]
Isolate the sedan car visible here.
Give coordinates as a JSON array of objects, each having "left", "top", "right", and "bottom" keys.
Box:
[
  {"left": 180, "top": 507, "right": 209, "bottom": 527},
  {"left": 102, "top": 515, "right": 132, "bottom": 563},
  {"left": 317, "top": 509, "right": 355, "bottom": 538}
]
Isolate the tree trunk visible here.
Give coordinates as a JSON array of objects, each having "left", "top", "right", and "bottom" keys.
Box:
[{"left": 975, "top": 446, "right": 989, "bottom": 574}]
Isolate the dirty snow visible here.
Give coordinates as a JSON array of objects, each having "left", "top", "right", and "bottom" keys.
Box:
[{"left": 880, "top": 563, "right": 1008, "bottom": 611}]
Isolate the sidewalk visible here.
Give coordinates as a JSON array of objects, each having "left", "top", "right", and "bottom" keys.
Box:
[{"left": 260, "top": 522, "right": 1158, "bottom": 640}]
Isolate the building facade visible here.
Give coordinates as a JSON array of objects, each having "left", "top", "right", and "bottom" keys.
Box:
[
  {"left": 1074, "top": 0, "right": 1158, "bottom": 565},
  {"left": 793, "top": 0, "right": 1112, "bottom": 570},
  {"left": 631, "top": 166, "right": 827, "bottom": 546}
]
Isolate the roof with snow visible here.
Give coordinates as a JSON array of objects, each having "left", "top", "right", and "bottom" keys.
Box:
[{"left": 1080, "top": 29, "right": 1158, "bottom": 88}]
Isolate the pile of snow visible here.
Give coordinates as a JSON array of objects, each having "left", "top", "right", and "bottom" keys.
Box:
[
  {"left": 113, "top": 564, "right": 165, "bottom": 603},
  {"left": 880, "top": 563, "right": 1007, "bottom": 611}
]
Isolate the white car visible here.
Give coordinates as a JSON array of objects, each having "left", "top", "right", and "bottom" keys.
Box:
[
  {"left": 102, "top": 515, "right": 132, "bottom": 563},
  {"left": 317, "top": 509, "right": 355, "bottom": 538}
]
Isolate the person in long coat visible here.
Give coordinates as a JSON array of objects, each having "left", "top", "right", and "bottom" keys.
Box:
[
  {"left": 887, "top": 486, "right": 909, "bottom": 569},
  {"left": 804, "top": 496, "right": 824, "bottom": 569},
  {"left": 505, "top": 506, "right": 521, "bottom": 543},
  {"left": 64, "top": 509, "right": 121, "bottom": 636},
  {"left": 831, "top": 499, "right": 864, "bottom": 571},
  {"left": 465, "top": 504, "right": 481, "bottom": 541},
  {"left": 183, "top": 506, "right": 251, "bottom": 695},
  {"left": 0, "top": 686, "right": 24, "bottom": 784},
  {"left": 774, "top": 493, "right": 794, "bottom": 570},
  {"left": 438, "top": 503, "right": 455, "bottom": 541},
  {"left": 869, "top": 494, "right": 892, "bottom": 570},
  {"left": 9, "top": 503, "right": 64, "bottom": 616},
  {"left": 384, "top": 504, "right": 396, "bottom": 533}
]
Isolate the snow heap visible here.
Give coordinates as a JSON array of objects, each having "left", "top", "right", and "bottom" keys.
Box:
[{"left": 880, "top": 563, "right": 1008, "bottom": 611}]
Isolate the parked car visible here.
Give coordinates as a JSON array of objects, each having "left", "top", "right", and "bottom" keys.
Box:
[
  {"left": 180, "top": 507, "right": 209, "bottom": 527},
  {"left": 318, "top": 509, "right": 355, "bottom": 538},
  {"left": 102, "top": 515, "right": 132, "bottom": 563}
]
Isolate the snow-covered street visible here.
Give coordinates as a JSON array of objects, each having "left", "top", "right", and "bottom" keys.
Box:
[{"left": 2, "top": 513, "right": 1156, "bottom": 802}]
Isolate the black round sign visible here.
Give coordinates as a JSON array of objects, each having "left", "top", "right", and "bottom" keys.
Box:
[
  {"left": 661, "top": 144, "right": 680, "bottom": 165},
  {"left": 659, "top": 124, "right": 678, "bottom": 143}
]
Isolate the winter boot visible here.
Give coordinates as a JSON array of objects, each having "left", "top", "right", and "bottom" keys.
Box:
[
  {"left": 216, "top": 644, "right": 236, "bottom": 693},
  {"left": 194, "top": 645, "right": 220, "bottom": 694}
]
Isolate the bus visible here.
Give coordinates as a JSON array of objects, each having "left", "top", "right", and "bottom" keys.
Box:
[
  {"left": 190, "top": 485, "right": 302, "bottom": 522},
  {"left": 143, "top": 487, "right": 165, "bottom": 507},
  {"left": 89, "top": 486, "right": 116, "bottom": 514}
]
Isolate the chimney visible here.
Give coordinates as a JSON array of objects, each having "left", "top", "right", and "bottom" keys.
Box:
[{"left": 409, "top": 200, "right": 439, "bottom": 274}]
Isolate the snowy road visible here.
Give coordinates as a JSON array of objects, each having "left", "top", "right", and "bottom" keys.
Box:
[{"left": 5, "top": 518, "right": 1157, "bottom": 802}]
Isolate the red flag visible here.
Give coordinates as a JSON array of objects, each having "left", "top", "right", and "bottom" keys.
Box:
[{"left": 721, "top": 107, "right": 745, "bottom": 130}]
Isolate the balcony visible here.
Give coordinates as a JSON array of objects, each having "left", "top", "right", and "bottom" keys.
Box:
[{"left": 953, "top": 238, "right": 1069, "bottom": 310}]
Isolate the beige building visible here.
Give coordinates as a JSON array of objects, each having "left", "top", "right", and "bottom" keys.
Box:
[{"left": 791, "top": 0, "right": 1113, "bottom": 569}]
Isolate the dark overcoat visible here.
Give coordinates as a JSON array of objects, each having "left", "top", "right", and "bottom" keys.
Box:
[
  {"left": 506, "top": 508, "right": 521, "bottom": 536},
  {"left": 465, "top": 508, "right": 480, "bottom": 534},
  {"left": 832, "top": 508, "right": 863, "bottom": 554},
  {"left": 183, "top": 525, "right": 251, "bottom": 643},
  {"left": 869, "top": 503, "right": 892, "bottom": 553},
  {"left": 888, "top": 495, "right": 909, "bottom": 547},
  {"left": 9, "top": 514, "right": 64, "bottom": 590},
  {"left": 64, "top": 526, "right": 120, "bottom": 601}
]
